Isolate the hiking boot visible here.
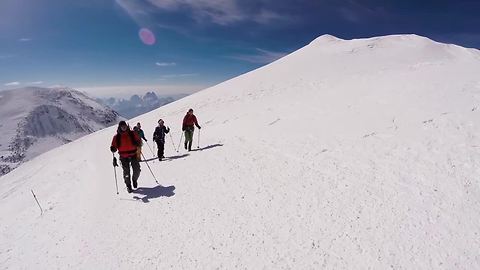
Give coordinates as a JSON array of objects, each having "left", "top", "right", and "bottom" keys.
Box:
[{"left": 127, "top": 186, "right": 133, "bottom": 193}]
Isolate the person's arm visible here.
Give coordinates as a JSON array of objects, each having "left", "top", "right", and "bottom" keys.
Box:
[
  {"left": 164, "top": 126, "right": 170, "bottom": 134},
  {"left": 182, "top": 115, "right": 187, "bottom": 131},
  {"left": 140, "top": 130, "right": 147, "bottom": 141},
  {"left": 110, "top": 135, "right": 118, "bottom": 152},
  {"left": 194, "top": 115, "right": 201, "bottom": 129},
  {"left": 153, "top": 128, "right": 158, "bottom": 141}
]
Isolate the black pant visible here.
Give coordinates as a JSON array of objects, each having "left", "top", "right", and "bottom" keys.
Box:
[
  {"left": 120, "top": 156, "right": 141, "bottom": 189},
  {"left": 156, "top": 140, "right": 165, "bottom": 158},
  {"left": 184, "top": 129, "right": 194, "bottom": 151},
  {"left": 184, "top": 140, "right": 193, "bottom": 151}
]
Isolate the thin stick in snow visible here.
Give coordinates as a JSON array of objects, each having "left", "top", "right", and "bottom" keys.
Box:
[
  {"left": 31, "top": 189, "right": 43, "bottom": 215},
  {"left": 197, "top": 129, "right": 201, "bottom": 149},
  {"left": 141, "top": 152, "right": 160, "bottom": 185},
  {"left": 145, "top": 141, "right": 155, "bottom": 157},
  {"left": 169, "top": 132, "right": 177, "bottom": 152},
  {"left": 176, "top": 133, "right": 184, "bottom": 153}
]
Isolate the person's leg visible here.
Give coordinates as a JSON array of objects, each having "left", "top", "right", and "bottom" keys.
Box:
[
  {"left": 131, "top": 157, "right": 141, "bottom": 189},
  {"left": 188, "top": 130, "right": 194, "bottom": 151},
  {"left": 159, "top": 142, "right": 165, "bottom": 158},
  {"left": 120, "top": 157, "right": 132, "bottom": 191},
  {"left": 156, "top": 141, "right": 162, "bottom": 158},
  {"left": 184, "top": 130, "right": 192, "bottom": 149}
]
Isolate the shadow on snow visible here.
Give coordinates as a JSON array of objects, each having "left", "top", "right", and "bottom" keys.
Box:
[
  {"left": 132, "top": 185, "right": 176, "bottom": 203},
  {"left": 140, "top": 144, "right": 224, "bottom": 160},
  {"left": 190, "top": 143, "right": 224, "bottom": 152},
  {"left": 140, "top": 154, "right": 189, "bottom": 162},
  {"left": 166, "top": 154, "right": 190, "bottom": 160}
]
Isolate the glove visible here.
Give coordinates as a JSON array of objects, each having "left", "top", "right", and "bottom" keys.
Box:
[
  {"left": 182, "top": 127, "right": 185, "bottom": 131},
  {"left": 198, "top": 126, "right": 202, "bottom": 129},
  {"left": 113, "top": 157, "right": 118, "bottom": 167},
  {"left": 110, "top": 146, "right": 117, "bottom": 153},
  {"left": 144, "top": 138, "right": 148, "bottom": 142}
]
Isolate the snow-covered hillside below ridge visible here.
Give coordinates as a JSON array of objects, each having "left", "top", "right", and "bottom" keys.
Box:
[
  {"left": 1, "top": 34, "right": 480, "bottom": 269},
  {"left": 0, "top": 87, "right": 120, "bottom": 176}
]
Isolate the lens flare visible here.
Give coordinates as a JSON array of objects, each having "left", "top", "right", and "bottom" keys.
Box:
[{"left": 139, "top": 28, "right": 155, "bottom": 45}]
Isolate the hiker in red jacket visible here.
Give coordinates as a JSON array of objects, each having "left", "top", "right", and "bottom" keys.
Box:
[
  {"left": 182, "top": 108, "right": 201, "bottom": 151},
  {"left": 110, "top": 121, "right": 142, "bottom": 193}
]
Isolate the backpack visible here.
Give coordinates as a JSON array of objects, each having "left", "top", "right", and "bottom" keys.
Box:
[{"left": 116, "top": 129, "right": 139, "bottom": 147}]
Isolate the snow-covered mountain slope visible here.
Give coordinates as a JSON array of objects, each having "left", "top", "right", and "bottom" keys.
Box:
[
  {"left": 0, "top": 87, "right": 120, "bottom": 175},
  {"left": 1, "top": 34, "right": 480, "bottom": 269}
]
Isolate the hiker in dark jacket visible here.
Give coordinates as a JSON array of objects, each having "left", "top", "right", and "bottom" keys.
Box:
[
  {"left": 153, "top": 119, "right": 170, "bottom": 161},
  {"left": 110, "top": 121, "right": 142, "bottom": 193},
  {"left": 182, "top": 108, "right": 201, "bottom": 151}
]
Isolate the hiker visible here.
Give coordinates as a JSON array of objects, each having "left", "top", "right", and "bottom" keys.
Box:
[
  {"left": 133, "top": 122, "right": 147, "bottom": 160},
  {"left": 153, "top": 119, "right": 170, "bottom": 160},
  {"left": 182, "top": 108, "right": 201, "bottom": 151},
  {"left": 134, "top": 122, "right": 148, "bottom": 143},
  {"left": 110, "top": 121, "right": 142, "bottom": 193}
]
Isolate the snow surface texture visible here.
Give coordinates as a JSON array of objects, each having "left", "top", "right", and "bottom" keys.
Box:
[
  {"left": 0, "top": 87, "right": 120, "bottom": 176},
  {"left": 1, "top": 35, "right": 480, "bottom": 269}
]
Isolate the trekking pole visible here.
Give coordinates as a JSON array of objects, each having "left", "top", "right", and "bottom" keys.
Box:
[
  {"left": 176, "top": 132, "right": 184, "bottom": 153},
  {"left": 141, "top": 152, "right": 159, "bottom": 185},
  {"left": 169, "top": 132, "right": 176, "bottom": 152},
  {"left": 112, "top": 153, "right": 119, "bottom": 194},
  {"left": 31, "top": 189, "right": 43, "bottom": 215},
  {"left": 145, "top": 141, "right": 155, "bottom": 157},
  {"left": 197, "top": 129, "right": 201, "bottom": 149}
]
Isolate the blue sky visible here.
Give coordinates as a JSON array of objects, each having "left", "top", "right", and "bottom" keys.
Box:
[{"left": 0, "top": 0, "right": 479, "bottom": 97}]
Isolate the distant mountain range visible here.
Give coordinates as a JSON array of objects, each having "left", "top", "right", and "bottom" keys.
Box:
[
  {"left": 97, "top": 92, "right": 188, "bottom": 119},
  {"left": 0, "top": 87, "right": 121, "bottom": 176}
]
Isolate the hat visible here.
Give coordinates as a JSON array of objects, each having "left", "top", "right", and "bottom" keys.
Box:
[
  {"left": 118, "top": 121, "right": 127, "bottom": 127},
  {"left": 158, "top": 119, "right": 164, "bottom": 124},
  {"left": 188, "top": 108, "right": 193, "bottom": 112}
]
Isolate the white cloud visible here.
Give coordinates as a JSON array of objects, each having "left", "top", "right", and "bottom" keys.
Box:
[
  {"left": 228, "top": 48, "right": 288, "bottom": 64},
  {"left": 160, "top": 73, "right": 198, "bottom": 79},
  {"left": 156, "top": 62, "right": 177, "bottom": 66},
  {"left": 30, "top": 81, "right": 44, "bottom": 85},
  {"left": 117, "top": 0, "right": 283, "bottom": 26},
  {"left": 4, "top": 81, "right": 20, "bottom": 86},
  {"left": 19, "top": 38, "right": 32, "bottom": 42},
  {"left": 252, "top": 9, "right": 283, "bottom": 24},
  {"left": 48, "top": 84, "right": 66, "bottom": 88}
]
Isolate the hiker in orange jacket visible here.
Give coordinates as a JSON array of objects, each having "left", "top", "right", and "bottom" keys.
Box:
[{"left": 110, "top": 121, "right": 142, "bottom": 193}]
